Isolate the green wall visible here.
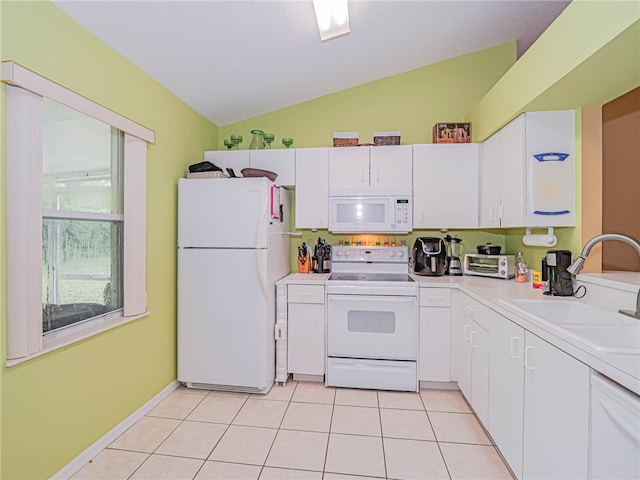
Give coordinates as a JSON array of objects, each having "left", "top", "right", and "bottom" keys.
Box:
[
  {"left": 218, "top": 43, "right": 519, "bottom": 269},
  {"left": 218, "top": 42, "right": 517, "bottom": 149},
  {"left": 0, "top": 2, "right": 218, "bottom": 478},
  {"left": 467, "top": 0, "right": 640, "bottom": 142}
]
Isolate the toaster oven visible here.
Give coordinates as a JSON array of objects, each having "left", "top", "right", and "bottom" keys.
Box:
[{"left": 463, "top": 254, "right": 516, "bottom": 279}]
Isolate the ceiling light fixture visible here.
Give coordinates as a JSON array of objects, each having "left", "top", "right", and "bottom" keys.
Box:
[{"left": 312, "top": 0, "right": 350, "bottom": 42}]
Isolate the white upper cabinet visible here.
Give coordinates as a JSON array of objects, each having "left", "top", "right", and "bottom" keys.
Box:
[
  {"left": 369, "top": 145, "right": 413, "bottom": 187},
  {"left": 203, "top": 149, "right": 295, "bottom": 187},
  {"left": 249, "top": 149, "right": 296, "bottom": 187},
  {"left": 498, "top": 116, "right": 527, "bottom": 227},
  {"left": 329, "top": 147, "right": 369, "bottom": 188},
  {"left": 328, "top": 145, "right": 412, "bottom": 189},
  {"left": 413, "top": 144, "right": 479, "bottom": 229},
  {"left": 204, "top": 150, "right": 250, "bottom": 175},
  {"left": 524, "top": 110, "right": 575, "bottom": 227},
  {"left": 295, "top": 148, "right": 329, "bottom": 229},
  {"left": 479, "top": 110, "right": 575, "bottom": 228}
]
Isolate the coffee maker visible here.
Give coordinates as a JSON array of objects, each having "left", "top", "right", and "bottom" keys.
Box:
[
  {"left": 413, "top": 237, "right": 447, "bottom": 276},
  {"left": 444, "top": 235, "right": 464, "bottom": 276},
  {"left": 544, "top": 250, "right": 574, "bottom": 296}
]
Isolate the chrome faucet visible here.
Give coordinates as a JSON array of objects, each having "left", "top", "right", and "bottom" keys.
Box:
[{"left": 567, "top": 233, "right": 640, "bottom": 320}]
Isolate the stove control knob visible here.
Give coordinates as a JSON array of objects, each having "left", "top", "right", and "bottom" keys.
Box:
[
  {"left": 398, "top": 251, "right": 404, "bottom": 258},
  {"left": 336, "top": 250, "right": 342, "bottom": 257},
  {"left": 389, "top": 251, "right": 395, "bottom": 257},
  {"left": 344, "top": 250, "right": 350, "bottom": 257}
]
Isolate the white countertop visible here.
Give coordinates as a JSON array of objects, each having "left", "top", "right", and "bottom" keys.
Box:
[
  {"left": 577, "top": 271, "right": 640, "bottom": 292},
  {"left": 278, "top": 273, "right": 331, "bottom": 284},
  {"left": 279, "top": 271, "right": 640, "bottom": 395}
]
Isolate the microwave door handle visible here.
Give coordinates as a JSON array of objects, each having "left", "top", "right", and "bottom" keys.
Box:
[{"left": 389, "top": 198, "right": 396, "bottom": 227}]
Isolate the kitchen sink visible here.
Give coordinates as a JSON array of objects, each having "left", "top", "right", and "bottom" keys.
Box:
[
  {"left": 560, "top": 324, "right": 640, "bottom": 355},
  {"left": 499, "top": 299, "right": 640, "bottom": 355},
  {"left": 501, "top": 299, "right": 637, "bottom": 327}
]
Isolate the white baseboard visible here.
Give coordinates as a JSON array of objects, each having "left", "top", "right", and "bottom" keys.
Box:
[{"left": 51, "top": 380, "right": 180, "bottom": 480}]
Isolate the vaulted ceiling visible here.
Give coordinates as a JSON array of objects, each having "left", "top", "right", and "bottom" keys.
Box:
[{"left": 53, "top": 1, "right": 570, "bottom": 126}]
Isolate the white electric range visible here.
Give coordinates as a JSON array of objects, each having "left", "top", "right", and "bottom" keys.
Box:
[{"left": 326, "top": 246, "right": 419, "bottom": 391}]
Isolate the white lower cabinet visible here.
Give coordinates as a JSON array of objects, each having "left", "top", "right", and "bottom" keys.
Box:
[
  {"left": 418, "top": 287, "right": 451, "bottom": 382},
  {"left": 459, "top": 296, "right": 590, "bottom": 480},
  {"left": 287, "top": 284, "right": 325, "bottom": 377},
  {"left": 522, "top": 332, "right": 590, "bottom": 480},
  {"left": 455, "top": 293, "right": 490, "bottom": 426},
  {"left": 489, "top": 313, "right": 525, "bottom": 480}
]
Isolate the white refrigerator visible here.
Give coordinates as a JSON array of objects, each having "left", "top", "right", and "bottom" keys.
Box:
[{"left": 177, "top": 177, "right": 290, "bottom": 394}]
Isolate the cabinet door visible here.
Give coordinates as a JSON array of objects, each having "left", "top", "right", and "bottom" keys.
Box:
[
  {"left": 489, "top": 314, "right": 525, "bottom": 479},
  {"left": 288, "top": 303, "right": 325, "bottom": 375},
  {"left": 499, "top": 115, "right": 525, "bottom": 227},
  {"left": 522, "top": 332, "right": 589, "bottom": 480},
  {"left": 524, "top": 110, "right": 576, "bottom": 227},
  {"left": 479, "top": 134, "right": 501, "bottom": 228},
  {"left": 204, "top": 150, "right": 250, "bottom": 173},
  {"left": 454, "top": 295, "right": 475, "bottom": 399},
  {"left": 250, "top": 149, "right": 296, "bottom": 187},
  {"left": 470, "top": 321, "right": 490, "bottom": 427},
  {"left": 369, "top": 145, "right": 412, "bottom": 187},
  {"left": 295, "top": 148, "right": 328, "bottom": 229},
  {"left": 419, "top": 306, "right": 450, "bottom": 382},
  {"left": 413, "top": 144, "right": 479, "bottom": 228},
  {"left": 328, "top": 147, "right": 369, "bottom": 188}
]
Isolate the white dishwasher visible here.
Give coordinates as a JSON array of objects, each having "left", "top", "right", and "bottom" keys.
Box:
[{"left": 590, "top": 373, "right": 640, "bottom": 480}]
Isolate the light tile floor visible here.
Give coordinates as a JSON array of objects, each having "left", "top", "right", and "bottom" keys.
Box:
[{"left": 72, "top": 382, "right": 514, "bottom": 480}]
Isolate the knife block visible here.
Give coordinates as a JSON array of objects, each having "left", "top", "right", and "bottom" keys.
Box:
[{"left": 297, "top": 252, "right": 311, "bottom": 273}]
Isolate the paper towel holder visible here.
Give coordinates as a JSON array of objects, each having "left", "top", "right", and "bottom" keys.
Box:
[{"left": 523, "top": 227, "right": 557, "bottom": 247}]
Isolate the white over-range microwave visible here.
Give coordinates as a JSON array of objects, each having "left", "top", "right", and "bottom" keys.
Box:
[{"left": 328, "top": 187, "right": 413, "bottom": 233}]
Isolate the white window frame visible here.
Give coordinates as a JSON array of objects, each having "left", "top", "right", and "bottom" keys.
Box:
[{"left": 2, "top": 61, "right": 154, "bottom": 364}]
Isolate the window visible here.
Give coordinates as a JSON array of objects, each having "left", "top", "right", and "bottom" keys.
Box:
[
  {"left": 3, "top": 61, "right": 154, "bottom": 362},
  {"left": 42, "top": 100, "right": 125, "bottom": 334}
]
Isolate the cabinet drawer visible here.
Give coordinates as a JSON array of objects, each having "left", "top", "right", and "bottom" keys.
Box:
[
  {"left": 459, "top": 293, "right": 492, "bottom": 330},
  {"left": 288, "top": 284, "right": 324, "bottom": 304},
  {"left": 419, "top": 288, "right": 451, "bottom": 307}
]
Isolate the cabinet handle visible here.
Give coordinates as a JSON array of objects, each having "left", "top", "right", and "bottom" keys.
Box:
[
  {"left": 424, "top": 312, "right": 431, "bottom": 329},
  {"left": 376, "top": 170, "right": 380, "bottom": 183},
  {"left": 470, "top": 330, "right": 477, "bottom": 348},
  {"left": 298, "top": 293, "right": 313, "bottom": 300},
  {"left": 361, "top": 170, "right": 365, "bottom": 184},
  {"left": 463, "top": 324, "right": 471, "bottom": 341},
  {"left": 489, "top": 207, "right": 496, "bottom": 221},
  {"left": 510, "top": 336, "right": 520, "bottom": 359},
  {"left": 499, "top": 205, "right": 505, "bottom": 220},
  {"left": 524, "top": 346, "right": 535, "bottom": 370}
]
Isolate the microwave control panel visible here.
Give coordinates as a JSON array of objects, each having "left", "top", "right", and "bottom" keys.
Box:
[{"left": 395, "top": 198, "right": 411, "bottom": 226}]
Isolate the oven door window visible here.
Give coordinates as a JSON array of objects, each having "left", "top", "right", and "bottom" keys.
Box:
[
  {"left": 348, "top": 310, "right": 395, "bottom": 334},
  {"left": 327, "top": 295, "right": 417, "bottom": 360}
]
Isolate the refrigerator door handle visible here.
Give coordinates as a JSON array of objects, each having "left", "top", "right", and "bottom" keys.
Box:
[{"left": 256, "top": 202, "right": 268, "bottom": 301}]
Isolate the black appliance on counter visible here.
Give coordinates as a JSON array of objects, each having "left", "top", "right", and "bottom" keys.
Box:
[
  {"left": 413, "top": 237, "right": 447, "bottom": 276},
  {"left": 312, "top": 237, "right": 331, "bottom": 273},
  {"left": 544, "top": 249, "right": 574, "bottom": 296}
]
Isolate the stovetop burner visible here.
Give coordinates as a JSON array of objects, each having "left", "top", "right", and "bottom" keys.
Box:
[{"left": 329, "top": 272, "right": 414, "bottom": 283}]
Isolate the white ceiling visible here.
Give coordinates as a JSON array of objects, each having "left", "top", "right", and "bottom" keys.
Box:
[{"left": 52, "top": 0, "right": 570, "bottom": 127}]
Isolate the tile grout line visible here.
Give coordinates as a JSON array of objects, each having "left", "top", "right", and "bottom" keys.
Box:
[
  {"left": 257, "top": 380, "right": 299, "bottom": 478},
  {"left": 420, "top": 391, "right": 454, "bottom": 480}
]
